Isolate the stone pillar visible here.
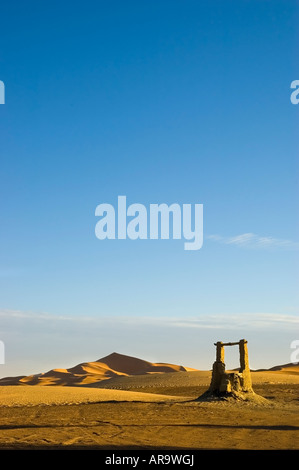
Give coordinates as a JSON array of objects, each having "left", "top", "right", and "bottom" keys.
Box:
[
  {"left": 239, "top": 339, "right": 249, "bottom": 371},
  {"left": 209, "top": 360, "right": 225, "bottom": 393},
  {"left": 239, "top": 339, "right": 252, "bottom": 391},
  {"left": 216, "top": 341, "right": 224, "bottom": 362},
  {"left": 209, "top": 342, "right": 225, "bottom": 393}
]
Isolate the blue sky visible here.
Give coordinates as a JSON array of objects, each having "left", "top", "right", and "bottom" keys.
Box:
[{"left": 0, "top": 1, "right": 298, "bottom": 375}]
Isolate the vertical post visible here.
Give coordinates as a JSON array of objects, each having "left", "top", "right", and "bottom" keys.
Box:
[
  {"left": 209, "top": 342, "right": 225, "bottom": 393},
  {"left": 239, "top": 339, "right": 252, "bottom": 391},
  {"left": 216, "top": 341, "right": 224, "bottom": 362},
  {"left": 239, "top": 339, "right": 249, "bottom": 371}
]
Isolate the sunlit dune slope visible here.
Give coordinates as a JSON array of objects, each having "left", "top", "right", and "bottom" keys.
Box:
[{"left": 254, "top": 363, "right": 299, "bottom": 374}]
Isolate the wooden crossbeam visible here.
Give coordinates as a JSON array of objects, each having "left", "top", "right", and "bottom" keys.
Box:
[{"left": 214, "top": 340, "right": 247, "bottom": 347}]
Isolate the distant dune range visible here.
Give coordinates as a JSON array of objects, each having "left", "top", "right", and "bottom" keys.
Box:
[
  {"left": 0, "top": 352, "right": 197, "bottom": 387},
  {"left": 0, "top": 352, "right": 298, "bottom": 388}
]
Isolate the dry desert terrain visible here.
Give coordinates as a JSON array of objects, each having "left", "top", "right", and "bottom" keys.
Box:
[{"left": 0, "top": 353, "right": 298, "bottom": 450}]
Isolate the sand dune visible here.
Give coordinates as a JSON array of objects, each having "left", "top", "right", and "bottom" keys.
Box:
[
  {"left": 0, "top": 352, "right": 190, "bottom": 387},
  {"left": 254, "top": 363, "right": 299, "bottom": 373},
  {"left": 267, "top": 363, "right": 299, "bottom": 374}
]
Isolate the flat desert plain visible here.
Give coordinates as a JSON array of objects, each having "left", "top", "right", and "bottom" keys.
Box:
[{"left": 0, "top": 354, "right": 298, "bottom": 450}]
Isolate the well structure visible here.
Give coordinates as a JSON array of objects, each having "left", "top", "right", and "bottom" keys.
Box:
[{"left": 207, "top": 339, "right": 253, "bottom": 397}]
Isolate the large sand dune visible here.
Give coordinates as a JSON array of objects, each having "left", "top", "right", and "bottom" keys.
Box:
[{"left": 0, "top": 352, "right": 191, "bottom": 387}]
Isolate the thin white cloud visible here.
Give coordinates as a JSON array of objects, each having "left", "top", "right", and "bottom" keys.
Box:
[
  {"left": 207, "top": 233, "right": 299, "bottom": 250},
  {"left": 0, "top": 309, "right": 297, "bottom": 331},
  {"left": 142, "top": 313, "right": 299, "bottom": 330},
  {"left": 0, "top": 309, "right": 297, "bottom": 374}
]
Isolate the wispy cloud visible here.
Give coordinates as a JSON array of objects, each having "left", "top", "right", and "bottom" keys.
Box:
[
  {"left": 207, "top": 233, "right": 299, "bottom": 250},
  {"left": 137, "top": 313, "right": 299, "bottom": 331},
  {"left": 0, "top": 309, "right": 297, "bottom": 331},
  {"left": 1, "top": 309, "right": 297, "bottom": 373}
]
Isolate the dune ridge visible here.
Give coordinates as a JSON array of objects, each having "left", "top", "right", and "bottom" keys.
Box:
[
  {"left": 1, "top": 353, "right": 298, "bottom": 388},
  {"left": 0, "top": 352, "right": 190, "bottom": 387}
]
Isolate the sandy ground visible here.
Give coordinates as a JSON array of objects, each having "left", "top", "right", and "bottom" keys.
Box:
[
  {"left": 0, "top": 386, "right": 184, "bottom": 407},
  {"left": 0, "top": 370, "right": 298, "bottom": 450}
]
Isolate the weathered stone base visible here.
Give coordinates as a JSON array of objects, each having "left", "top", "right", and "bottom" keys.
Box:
[
  {"left": 209, "top": 363, "right": 253, "bottom": 395},
  {"left": 197, "top": 389, "right": 264, "bottom": 403}
]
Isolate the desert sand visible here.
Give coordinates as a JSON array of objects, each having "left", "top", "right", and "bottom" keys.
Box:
[{"left": 0, "top": 353, "right": 298, "bottom": 450}]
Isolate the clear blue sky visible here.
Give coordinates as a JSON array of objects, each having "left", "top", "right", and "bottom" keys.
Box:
[{"left": 0, "top": 1, "right": 298, "bottom": 375}]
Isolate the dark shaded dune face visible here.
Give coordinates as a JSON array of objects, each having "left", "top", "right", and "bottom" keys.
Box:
[
  {"left": 20, "top": 375, "right": 41, "bottom": 385},
  {"left": 149, "top": 364, "right": 186, "bottom": 373},
  {"left": 0, "top": 376, "right": 26, "bottom": 385},
  {"left": 97, "top": 353, "right": 187, "bottom": 375},
  {"left": 67, "top": 362, "right": 120, "bottom": 376},
  {"left": 42, "top": 370, "right": 69, "bottom": 378},
  {"left": 96, "top": 352, "right": 157, "bottom": 375}
]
